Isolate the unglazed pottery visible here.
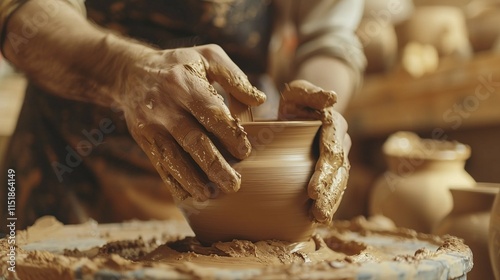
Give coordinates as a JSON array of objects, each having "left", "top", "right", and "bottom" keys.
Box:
[
  {"left": 358, "top": 0, "right": 413, "bottom": 73},
  {"left": 179, "top": 121, "right": 321, "bottom": 245},
  {"left": 433, "top": 184, "right": 499, "bottom": 280},
  {"left": 357, "top": 19, "right": 398, "bottom": 73},
  {"left": 395, "top": 6, "right": 472, "bottom": 58},
  {"left": 491, "top": 189, "right": 500, "bottom": 280},
  {"left": 369, "top": 131, "right": 475, "bottom": 233},
  {"left": 466, "top": 3, "right": 500, "bottom": 52}
]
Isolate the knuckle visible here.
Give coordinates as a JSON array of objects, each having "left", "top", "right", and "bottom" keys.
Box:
[
  {"left": 182, "top": 129, "right": 207, "bottom": 147},
  {"left": 204, "top": 44, "right": 224, "bottom": 54}
]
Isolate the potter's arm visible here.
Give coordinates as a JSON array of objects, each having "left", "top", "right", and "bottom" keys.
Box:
[
  {"left": 291, "top": 0, "right": 366, "bottom": 113},
  {"left": 0, "top": 0, "right": 143, "bottom": 106},
  {"left": 0, "top": 0, "right": 266, "bottom": 201},
  {"left": 280, "top": 0, "right": 366, "bottom": 223}
]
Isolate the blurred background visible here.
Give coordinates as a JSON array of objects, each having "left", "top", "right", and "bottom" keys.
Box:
[
  {"left": 1, "top": 1, "right": 499, "bottom": 278},
  {"left": 336, "top": 0, "right": 500, "bottom": 219}
]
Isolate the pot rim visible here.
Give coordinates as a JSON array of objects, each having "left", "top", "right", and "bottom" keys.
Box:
[
  {"left": 241, "top": 120, "right": 322, "bottom": 127},
  {"left": 383, "top": 131, "right": 471, "bottom": 161}
]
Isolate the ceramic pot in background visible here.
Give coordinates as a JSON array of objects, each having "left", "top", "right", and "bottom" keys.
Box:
[
  {"left": 433, "top": 184, "right": 499, "bottom": 280},
  {"left": 179, "top": 121, "right": 321, "bottom": 245},
  {"left": 369, "top": 132, "right": 475, "bottom": 233},
  {"left": 357, "top": 19, "right": 398, "bottom": 74},
  {"left": 491, "top": 190, "right": 500, "bottom": 280},
  {"left": 395, "top": 6, "right": 472, "bottom": 59},
  {"left": 465, "top": 2, "right": 500, "bottom": 52}
]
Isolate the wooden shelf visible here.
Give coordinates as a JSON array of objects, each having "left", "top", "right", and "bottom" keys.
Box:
[{"left": 346, "top": 51, "right": 500, "bottom": 137}]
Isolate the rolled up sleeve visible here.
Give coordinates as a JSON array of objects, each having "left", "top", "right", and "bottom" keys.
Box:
[{"left": 292, "top": 0, "right": 367, "bottom": 91}]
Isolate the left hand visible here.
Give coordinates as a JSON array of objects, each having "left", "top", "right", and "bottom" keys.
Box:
[{"left": 279, "top": 80, "right": 351, "bottom": 224}]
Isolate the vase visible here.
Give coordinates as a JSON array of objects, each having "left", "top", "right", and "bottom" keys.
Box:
[
  {"left": 178, "top": 120, "right": 321, "bottom": 245},
  {"left": 395, "top": 6, "right": 472, "bottom": 58},
  {"left": 466, "top": 2, "right": 500, "bottom": 52},
  {"left": 357, "top": 19, "right": 398, "bottom": 74},
  {"left": 491, "top": 189, "right": 500, "bottom": 280},
  {"left": 433, "top": 184, "right": 499, "bottom": 280},
  {"left": 369, "top": 131, "right": 475, "bottom": 233}
]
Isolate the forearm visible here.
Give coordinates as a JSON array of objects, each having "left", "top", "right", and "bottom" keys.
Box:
[
  {"left": 290, "top": 0, "right": 366, "bottom": 113},
  {"left": 294, "top": 56, "right": 355, "bottom": 113},
  {"left": 1, "top": 0, "right": 154, "bottom": 106}
]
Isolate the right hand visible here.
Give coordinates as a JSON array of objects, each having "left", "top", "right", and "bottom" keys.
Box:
[{"left": 116, "top": 44, "right": 266, "bottom": 202}]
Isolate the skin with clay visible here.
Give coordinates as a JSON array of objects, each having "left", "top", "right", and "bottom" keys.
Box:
[{"left": 2, "top": 0, "right": 354, "bottom": 224}]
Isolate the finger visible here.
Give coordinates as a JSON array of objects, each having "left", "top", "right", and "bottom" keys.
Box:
[
  {"left": 167, "top": 110, "right": 242, "bottom": 194},
  {"left": 197, "top": 44, "right": 266, "bottom": 106},
  {"left": 156, "top": 163, "right": 190, "bottom": 202},
  {"left": 135, "top": 123, "right": 190, "bottom": 201},
  {"left": 311, "top": 166, "right": 349, "bottom": 223},
  {"left": 322, "top": 108, "right": 349, "bottom": 158},
  {"left": 308, "top": 108, "right": 349, "bottom": 223},
  {"left": 281, "top": 80, "right": 337, "bottom": 110},
  {"left": 138, "top": 124, "right": 212, "bottom": 201},
  {"left": 308, "top": 113, "right": 345, "bottom": 199},
  {"left": 180, "top": 66, "right": 252, "bottom": 159}
]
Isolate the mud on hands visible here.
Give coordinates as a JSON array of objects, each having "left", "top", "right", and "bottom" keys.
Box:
[
  {"left": 119, "top": 44, "right": 266, "bottom": 202},
  {"left": 279, "top": 80, "right": 350, "bottom": 224}
]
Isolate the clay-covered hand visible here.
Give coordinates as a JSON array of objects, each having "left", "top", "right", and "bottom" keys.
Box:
[
  {"left": 279, "top": 80, "right": 350, "bottom": 224},
  {"left": 118, "top": 44, "right": 266, "bottom": 202}
]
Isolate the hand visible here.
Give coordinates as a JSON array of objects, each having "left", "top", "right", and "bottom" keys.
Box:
[
  {"left": 118, "top": 44, "right": 266, "bottom": 202},
  {"left": 279, "top": 80, "right": 351, "bottom": 224}
]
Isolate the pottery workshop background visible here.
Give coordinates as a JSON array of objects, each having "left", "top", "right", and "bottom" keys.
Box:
[
  {"left": 0, "top": 0, "right": 500, "bottom": 279},
  {"left": 323, "top": 0, "right": 500, "bottom": 220}
]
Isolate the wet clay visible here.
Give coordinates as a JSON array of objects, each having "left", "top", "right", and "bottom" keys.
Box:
[
  {"left": 129, "top": 45, "right": 267, "bottom": 203},
  {"left": 0, "top": 216, "right": 472, "bottom": 280},
  {"left": 178, "top": 121, "right": 321, "bottom": 244},
  {"left": 278, "top": 80, "right": 349, "bottom": 224}
]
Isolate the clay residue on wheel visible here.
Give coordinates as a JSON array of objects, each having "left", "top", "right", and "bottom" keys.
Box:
[{"left": 0, "top": 216, "right": 472, "bottom": 279}]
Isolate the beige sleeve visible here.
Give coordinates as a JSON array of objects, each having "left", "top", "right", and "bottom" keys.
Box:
[
  {"left": 291, "top": 0, "right": 367, "bottom": 91},
  {"left": 0, "top": 0, "right": 86, "bottom": 54}
]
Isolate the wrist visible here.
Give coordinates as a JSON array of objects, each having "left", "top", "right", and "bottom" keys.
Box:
[{"left": 95, "top": 33, "right": 163, "bottom": 108}]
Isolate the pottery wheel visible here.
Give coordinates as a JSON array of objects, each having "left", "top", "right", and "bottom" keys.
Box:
[{"left": 0, "top": 216, "right": 472, "bottom": 279}]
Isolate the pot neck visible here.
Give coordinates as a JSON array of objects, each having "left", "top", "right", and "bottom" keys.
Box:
[{"left": 386, "top": 155, "right": 466, "bottom": 175}]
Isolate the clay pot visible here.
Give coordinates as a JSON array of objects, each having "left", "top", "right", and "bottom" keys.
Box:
[
  {"left": 358, "top": 0, "right": 413, "bottom": 73},
  {"left": 433, "top": 184, "right": 499, "bottom": 280},
  {"left": 395, "top": 6, "right": 472, "bottom": 59},
  {"left": 466, "top": 3, "right": 500, "bottom": 52},
  {"left": 369, "top": 132, "right": 476, "bottom": 233},
  {"left": 362, "top": 0, "right": 414, "bottom": 25},
  {"left": 491, "top": 189, "right": 500, "bottom": 280},
  {"left": 357, "top": 19, "right": 398, "bottom": 74},
  {"left": 178, "top": 121, "right": 321, "bottom": 245}
]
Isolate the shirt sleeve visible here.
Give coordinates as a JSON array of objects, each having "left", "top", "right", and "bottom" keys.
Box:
[
  {"left": 0, "top": 0, "right": 87, "bottom": 56},
  {"left": 291, "top": 0, "right": 367, "bottom": 91}
]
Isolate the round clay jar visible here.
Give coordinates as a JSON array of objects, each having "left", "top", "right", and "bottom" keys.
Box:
[
  {"left": 369, "top": 132, "right": 475, "bottom": 233},
  {"left": 433, "top": 184, "right": 499, "bottom": 280},
  {"left": 178, "top": 121, "right": 321, "bottom": 245},
  {"left": 490, "top": 190, "right": 500, "bottom": 280},
  {"left": 395, "top": 6, "right": 472, "bottom": 58}
]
